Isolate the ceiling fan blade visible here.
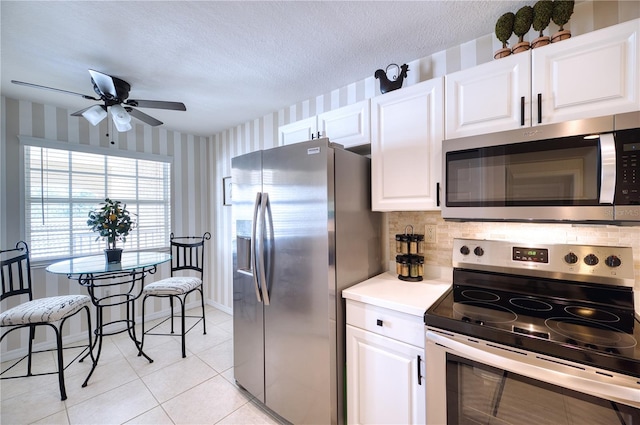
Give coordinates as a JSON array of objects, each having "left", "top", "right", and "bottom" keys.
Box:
[
  {"left": 126, "top": 107, "right": 163, "bottom": 126},
  {"left": 126, "top": 99, "right": 186, "bottom": 111},
  {"left": 88, "top": 69, "right": 119, "bottom": 100},
  {"left": 11, "top": 80, "right": 99, "bottom": 100},
  {"left": 70, "top": 105, "right": 98, "bottom": 116},
  {"left": 71, "top": 104, "right": 108, "bottom": 125}
]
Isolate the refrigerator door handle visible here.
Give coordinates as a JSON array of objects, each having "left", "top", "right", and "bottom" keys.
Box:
[
  {"left": 259, "top": 192, "right": 271, "bottom": 306},
  {"left": 251, "top": 192, "right": 263, "bottom": 303}
]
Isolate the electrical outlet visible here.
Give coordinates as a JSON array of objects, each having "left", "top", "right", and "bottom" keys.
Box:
[{"left": 425, "top": 224, "right": 437, "bottom": 244}]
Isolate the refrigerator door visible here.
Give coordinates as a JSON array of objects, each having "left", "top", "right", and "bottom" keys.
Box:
[
  {"left": 232, "top": 150, "right": 266, "bottom": 403},
  {"left": 262, "top": 139, "right": 335, "bottom": 424}
]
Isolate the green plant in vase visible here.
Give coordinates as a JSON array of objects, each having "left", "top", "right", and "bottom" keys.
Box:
[{"left": 87, "top": 198, "right": 135, "bottom": 263}]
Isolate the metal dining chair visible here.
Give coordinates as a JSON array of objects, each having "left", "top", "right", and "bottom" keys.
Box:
[
  {"left": 139, "top": 232, "right": 211, "bottom": 358},
  {"left": 0, "top": 241, "right": 96, "bottom": 400}
]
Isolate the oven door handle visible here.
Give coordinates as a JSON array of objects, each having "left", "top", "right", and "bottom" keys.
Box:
[{"left": 426, "top": 331, "right": 640, "bottom": 407}]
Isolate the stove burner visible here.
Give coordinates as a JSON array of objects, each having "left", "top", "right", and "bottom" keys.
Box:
[
  {"left": 509, "top": 297, "right": 553, "bottom": 312},
  {"left": 453, "top": 302, "right": 517, "bottom": 325},
  {"left": 564, "top": 306, "right": 620, "bottom": 323},
  {"left": 545, "top": 317, "right": 637, "bottom": 350},
  {"left": 460, "top": 289, "right": 500, "bottom": 302}
]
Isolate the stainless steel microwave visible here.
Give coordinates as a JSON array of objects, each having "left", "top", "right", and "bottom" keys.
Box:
[{"left": 441, "top": 112, "right": 640, "bottom": 223}]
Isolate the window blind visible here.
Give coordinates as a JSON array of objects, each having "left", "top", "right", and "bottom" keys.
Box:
[{"left": 24, "top": 145, "right": 171, "bottom": 261}]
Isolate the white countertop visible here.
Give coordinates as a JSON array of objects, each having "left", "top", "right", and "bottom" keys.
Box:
[{"left": 342, "top": 270, "right": 452, "bottom": 317}]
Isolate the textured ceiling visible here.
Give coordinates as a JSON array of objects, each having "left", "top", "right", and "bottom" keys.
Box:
[{"left": 1, "top": 1, "right": 531, "bottom": 137}]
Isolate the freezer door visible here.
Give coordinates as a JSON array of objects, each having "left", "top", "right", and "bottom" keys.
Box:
[
  {"left": 232, "top": 151, "right": 265, "bottom": 403},
  {"left": 262, "top": 140, "right": 335, "bottom": 424}
]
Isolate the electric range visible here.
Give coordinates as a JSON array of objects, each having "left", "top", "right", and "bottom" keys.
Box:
[{"left": 425, "top": 238, "right": 639, "bottom": 377}]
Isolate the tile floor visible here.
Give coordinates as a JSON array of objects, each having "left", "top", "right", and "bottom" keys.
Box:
[{"left": 1, "top": 306, "right": 284, "bottom": 425}]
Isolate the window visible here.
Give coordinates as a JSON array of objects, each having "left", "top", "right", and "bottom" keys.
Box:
[{"left": 24, "top": 143, "right": 171, "bottom": 261}]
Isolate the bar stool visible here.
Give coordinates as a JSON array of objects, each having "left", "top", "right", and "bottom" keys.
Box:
[
  {"left": 140, "top": 232, "right": 210, "bottom": 358},
  {"left": 0, "top": 241, "right": 96, "bottom": 400}
]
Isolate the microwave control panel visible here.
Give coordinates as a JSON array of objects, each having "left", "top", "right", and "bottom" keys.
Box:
[{"left": 615, "top": 128, "right": 639, "bottom": 205}]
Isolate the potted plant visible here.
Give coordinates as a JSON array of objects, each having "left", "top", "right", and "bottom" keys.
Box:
[
  {"left": 512, "top": 5, "right": 534, "bottom": 54},
  {"left": 532, "top": 0, "right": 554, "bottom": 48},
  {"left": 551, "top": 0, "right": 575, "bottom": 42},
  {"left": 494, "top": 12, "right": 515, "bottom": 59},
  {"left": 87, "top": 198, "right": 135, "bottom": 263}
]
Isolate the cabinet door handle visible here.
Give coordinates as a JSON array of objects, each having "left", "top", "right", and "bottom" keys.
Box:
[
  {"left": 376, "top": 319, "right": 383, "bottom": 327},
  {"left": 537, "top": 93, "right": 542, "bottom": 124},
  {"left": 520, "top": 96, "right": 525, "bottom": 126},
  {"left": 436, "top": 182, "right": 441, "bottom": 207},
  {"left": 417, "top": 354, "right": 423, "bottom": 385}
]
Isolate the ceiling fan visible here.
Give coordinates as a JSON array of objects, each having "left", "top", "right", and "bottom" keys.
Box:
[{"left": 11, "top": 69, "right": 186, "bottom": 132}]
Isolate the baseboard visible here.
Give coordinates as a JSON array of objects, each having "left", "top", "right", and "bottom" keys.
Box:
[{"left": 206, "top": 299, "right": 232, "bottom": 315}]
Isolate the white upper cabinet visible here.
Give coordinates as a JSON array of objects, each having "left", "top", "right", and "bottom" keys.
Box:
[
  {"left": 317, "top": 100, "right": 370, "bottom": 148},
  {"left": 371, "top": 78, "right": 444, "bottom": 211},
  {"left": 445, "top": 18, "right": 640, "bottom": 139},
  {"left": 277, "top": 100, "right": 371, "bottom": 148},
  {"left": 445, "top": 53, "right": 531, "bottom": 139},
  {"left": 278, "top": 116, "right": 317, "bottom": 146},
  {"left": 532, "top": 18, "right": 640, "bottom": 126}
]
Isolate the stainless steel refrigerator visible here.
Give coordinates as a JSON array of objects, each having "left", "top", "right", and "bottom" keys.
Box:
[{"left": 232, "top": 139, "right": 382, "bottom": 424}]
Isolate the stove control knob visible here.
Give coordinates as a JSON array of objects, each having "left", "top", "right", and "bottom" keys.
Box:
[
  {"left": 583, "top": 254, "right": 599, "bottom": 266},
  {"left": 564, "top": 252, "right": 578, "bottom": 264},
  {"left": 473, "top": 246, "right": 484, "bottom": 257},
  {"left": 605, "top": 255, "right": 622, "bottom": 268},
  {"left": 460, "top": 245, "right": 470, "bottom": 255}
]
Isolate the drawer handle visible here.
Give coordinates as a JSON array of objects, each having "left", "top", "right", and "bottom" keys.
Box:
[{"left": 376, "top": 319, "right": 383, "bottom": 327}]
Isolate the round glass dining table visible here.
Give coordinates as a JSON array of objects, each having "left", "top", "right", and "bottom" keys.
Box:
[
  {"left": 47, "top": 251, "right": 171, "bottom": 275},
  {"left": 47, "top": 251, "right": 171, "bottom": 376}
]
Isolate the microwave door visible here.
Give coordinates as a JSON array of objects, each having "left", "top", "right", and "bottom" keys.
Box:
[{"left": 443, "top": 135, "right": 614, "bottom": 222}]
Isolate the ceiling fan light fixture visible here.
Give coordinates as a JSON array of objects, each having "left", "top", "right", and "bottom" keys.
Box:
[
  {"left": 81, "top": 105, "right": 107, "bottom": 126},
  {"left": 112, "top": 117, "right": 132, "bottom": 132},
  {"left": 110, "top": 104, "right": 131, "bottom": 123},
  {"left": 110, "top": 104, "right": 132, "bottom": 132}
]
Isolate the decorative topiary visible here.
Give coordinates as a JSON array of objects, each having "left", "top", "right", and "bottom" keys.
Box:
[
  {"left": 495, "top": 12, "right": 515, "bottom": 48},
  {"left": 514, "top": 6, "right": 534, "bottom": 43},
  {"left": 533, "top": 0, "right": 554, "bottom": 36},
  {"left": 494, "top": 12, "right": 515, "bottom": 59},
  {"left": 512, "top": 6, "right": 534, "bottom": 53},
  {"left": 532, "top": 0, "right": 553, "bottom": 48},
  {"left": 552, "top": 0, "right": 575, "bottom": 31},
  {"left": 551, "top": 0, "right": 575, "bottom": 42}
]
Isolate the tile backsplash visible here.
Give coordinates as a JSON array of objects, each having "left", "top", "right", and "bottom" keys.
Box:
[{"left": 387, "top": 211, "right": 640, "bottom": 285}]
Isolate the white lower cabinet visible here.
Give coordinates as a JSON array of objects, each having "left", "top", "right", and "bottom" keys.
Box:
[{"left": 346, "top": 300, "right": 425, "bottom": 424}]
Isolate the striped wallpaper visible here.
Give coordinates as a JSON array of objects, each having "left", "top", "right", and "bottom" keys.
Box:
[
  {"left": 1, "top": 97, "right": 212, "bottom": 357},
  {"left": 2, "top": 1, "right": 639, "bottom": 357},
  {"left": 210, "top": 0, "right": 640, "bottom": 313}
]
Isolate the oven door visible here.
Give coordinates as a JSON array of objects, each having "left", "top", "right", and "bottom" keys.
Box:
[{"left": 425, "top": 329, "right": 640, "bottom": 424}]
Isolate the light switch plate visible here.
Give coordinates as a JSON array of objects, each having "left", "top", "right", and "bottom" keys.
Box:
[{"left": 425, "top": 224, "right": 436, "bottom": 244}]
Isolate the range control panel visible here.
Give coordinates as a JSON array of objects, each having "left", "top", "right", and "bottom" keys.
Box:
[{"left": 452, "top": 238, "right": 635, "bottom": 288}]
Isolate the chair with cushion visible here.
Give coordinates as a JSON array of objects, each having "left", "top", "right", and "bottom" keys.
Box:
[
  {"left": 140, "top": 232, "right": 211, "bottom": 358},
  {"left": 0, "top": 241, "right": 95, "bottom": 401}
]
